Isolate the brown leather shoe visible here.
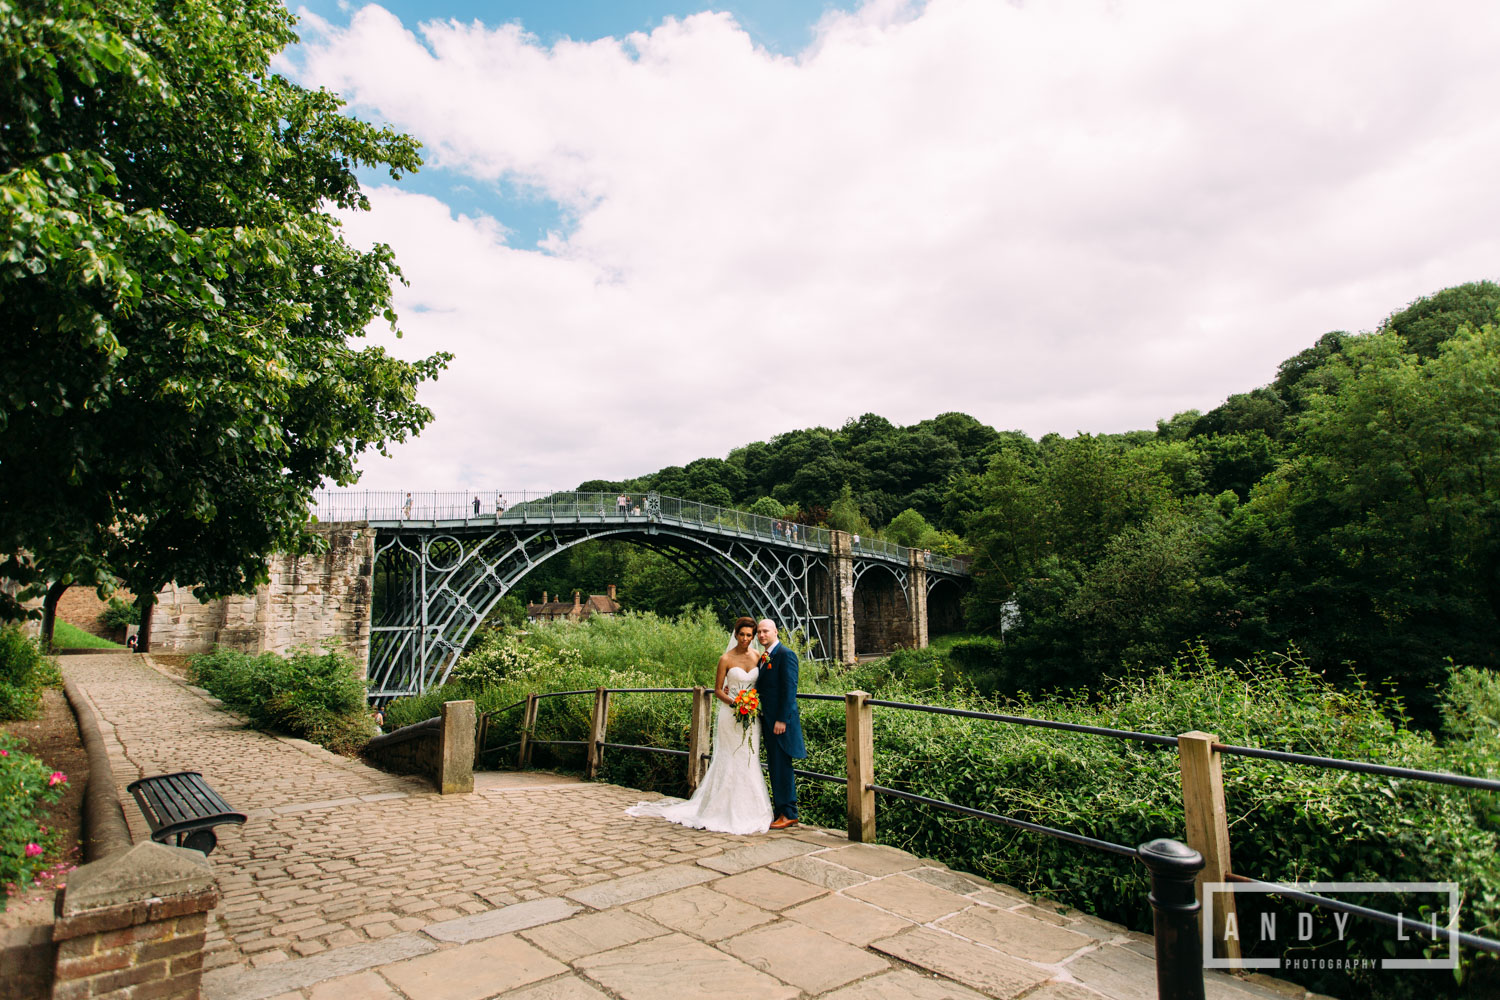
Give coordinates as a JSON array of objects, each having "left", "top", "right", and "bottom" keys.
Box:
[{"left": 769, "top": 816, "right": 799, "bottom": 830}]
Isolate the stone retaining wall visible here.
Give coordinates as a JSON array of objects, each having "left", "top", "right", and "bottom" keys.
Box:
[{"left": 362, "top": 700, "right": 475, "bottom": 795}]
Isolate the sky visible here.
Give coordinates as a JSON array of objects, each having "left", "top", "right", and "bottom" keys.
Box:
[{"left": 280, "top": 0, "right": 1500, "bottom": 493}]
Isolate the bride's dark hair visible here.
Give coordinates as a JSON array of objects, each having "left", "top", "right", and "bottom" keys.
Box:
[{"left": 732, "top": 616, "right": 756, "bottom": 634}]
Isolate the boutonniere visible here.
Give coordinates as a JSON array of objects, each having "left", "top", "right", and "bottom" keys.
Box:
[{"left": 758, "top": 652, "right": 771, "bottom": 670}]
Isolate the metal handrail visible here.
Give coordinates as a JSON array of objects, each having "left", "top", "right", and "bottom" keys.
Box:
[
  {"left": 1213, "top": 742, "right": 1500, "bottom": 791},
  {"left": 307, "top": 488, "right": 974, "bottom": 574},
  {"left": 865, "top": 698, "right": 1180, "bottom": 747},
  {"left": 871, "top": 784, "right": 1137, "bottom": 857}
]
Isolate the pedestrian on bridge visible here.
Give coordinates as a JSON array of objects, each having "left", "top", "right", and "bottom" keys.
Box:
[{"left": 472, "top": 496, "right": 480, "bottom": 517}]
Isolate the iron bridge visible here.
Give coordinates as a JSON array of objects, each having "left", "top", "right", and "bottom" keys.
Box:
[{"left": 312, "top": 490, "right": 972, "bottom": 700}]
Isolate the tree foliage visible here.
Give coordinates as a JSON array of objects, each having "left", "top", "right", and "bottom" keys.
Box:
[
  {"left": 0, "top": 0, "right": 449, "bottom": 618},
  {"left": 955, "top": 283, "right": 1500, "bottom": 716}
]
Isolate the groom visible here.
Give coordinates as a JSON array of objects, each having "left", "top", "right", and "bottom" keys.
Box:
[{"left": 754, "top": 619, "right": 805, "bottom": 829}]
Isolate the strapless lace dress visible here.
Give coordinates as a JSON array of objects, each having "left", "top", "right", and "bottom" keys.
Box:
[{"left": 625, "top": 666, "right": 773, "bottom": 834}]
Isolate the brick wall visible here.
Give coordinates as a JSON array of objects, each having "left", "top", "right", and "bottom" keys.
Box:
[{"left": 54, "top": 586, "right": 138, "bottom": 642}]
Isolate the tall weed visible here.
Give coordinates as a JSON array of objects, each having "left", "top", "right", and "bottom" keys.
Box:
[
  {"left": 189, "top": 647, "right": 372, "bottom": 754},
  {"left": 0, "top": 625, "right": 61, "bottom": 721}
]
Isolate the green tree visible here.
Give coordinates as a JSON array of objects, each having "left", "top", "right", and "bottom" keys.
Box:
[
  {"left": 1381, "top": 280, "right": 1500, "bottom": 359},
  {"left": 0, "top": 0, "right": 449, "bottom": 630},
  {"left": 885, "top": 508, "right": 935, "bottom": 547},
  {"left": 747, "top": 496, "right": 786, "bottom": 519},
  {"left": 1227, "top": 323, "right": 1500, "bottom": 714},
  {"left": 826, "top": 483, "right": 872, "bottom": 536}
]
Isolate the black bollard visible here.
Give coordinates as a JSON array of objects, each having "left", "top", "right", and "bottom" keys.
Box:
[{"left": 1138, "top": 838, "right": 1206, "bottom": 1000}]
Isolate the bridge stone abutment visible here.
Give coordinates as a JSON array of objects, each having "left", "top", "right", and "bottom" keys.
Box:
[
  {"left": 146, "top": 523, "right": 375, "bottom": 673},
  {"left": 827, "top": 530, "right": 857, "bottom": 666},
  {"left": 908, "top": 549, "right": 928, "bottom": 650}
]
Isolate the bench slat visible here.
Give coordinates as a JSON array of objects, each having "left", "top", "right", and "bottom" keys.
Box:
[{"left": 126, "top": 771, "right": 246, "bottom": 853}]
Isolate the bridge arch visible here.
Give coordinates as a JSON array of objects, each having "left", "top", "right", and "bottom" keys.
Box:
[
  {"left": 926, "top": 576, "right": 966, "bottom": 638},
  {"left": 325, "top": 490, "right": 970, "bottom": 698},
  {"left": 368, "top": 523, "right": 837, "bottom": 697},
  {"left": 852, "top": 562, "right": 912, "bottom": 657}
]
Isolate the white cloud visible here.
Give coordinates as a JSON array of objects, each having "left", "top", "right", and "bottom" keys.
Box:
[{"left": 296, "top": 0, "right": 1500, "bottom": 491}]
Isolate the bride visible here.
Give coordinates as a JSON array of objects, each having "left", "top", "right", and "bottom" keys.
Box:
[{"left": 625, "top": 616, "right": 774, "bottom": 834}]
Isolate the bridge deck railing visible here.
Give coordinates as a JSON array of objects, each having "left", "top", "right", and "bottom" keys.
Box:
[
  {"left": 469, "top": 685, "right": 1500, "bottom": 995},
  {"left": 310, "top": 489, "right": 972, "bottom": 573}
]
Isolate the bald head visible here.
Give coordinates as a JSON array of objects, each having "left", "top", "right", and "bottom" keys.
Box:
[{"left": 755, "top": 619, "right": 778, "bottom": 647}]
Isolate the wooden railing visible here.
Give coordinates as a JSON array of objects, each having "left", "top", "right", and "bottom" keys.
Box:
[{"left": 473, "top": 683, "right": 1500, "bottom": 993}]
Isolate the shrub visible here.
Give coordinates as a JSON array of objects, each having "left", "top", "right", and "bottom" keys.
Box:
[
  {"left": 0, "top": 734, "right": 68, "bottom": 908},
  {"left": 0, "top": 625, "right": 61, "bottom": 721},
  {"left": 98, "top": 597, "right": 139, "bottom": 630},
  {"left": 189, "top": 646, "right": 372, "bottom": 754}
]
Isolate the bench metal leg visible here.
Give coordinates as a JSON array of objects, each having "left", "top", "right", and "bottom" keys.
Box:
[{"left": 179, "top": 829, "right": 218, "bottom": 855}]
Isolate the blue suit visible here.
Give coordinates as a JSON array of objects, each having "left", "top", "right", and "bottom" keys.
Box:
[{"left": 756, "top": 641, "right": 805, "bottom": 819}]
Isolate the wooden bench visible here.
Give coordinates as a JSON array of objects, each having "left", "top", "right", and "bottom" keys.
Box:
[{"left": 126, "top": 771, "right": 246, "bottom": 856}]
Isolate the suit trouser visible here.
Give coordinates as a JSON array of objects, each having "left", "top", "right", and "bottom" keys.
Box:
[{"left": 764, "top": 730, "right": 798, "bottom": 819}]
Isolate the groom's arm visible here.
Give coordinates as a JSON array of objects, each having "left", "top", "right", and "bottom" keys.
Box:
[{"left": 772, "top": 649, "right": 799, "bottom": 733}]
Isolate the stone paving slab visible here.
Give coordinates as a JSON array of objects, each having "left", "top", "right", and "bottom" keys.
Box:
[
  {"left": 562, "top": 862, "right": 719, "bottom": 908},
  {"left": 202, "top": 931, "right": 438, "bottom": 1000},
  {"left": 520, "top": 909, "right": 668, "bottom": 962},
  {"left": 711, "top": 866, "right": 829, "bottom": 909},
  {"left": 819, "top": 968, "right": 993, "bottom": 1000},
  {"left": 424, "top": 897, "right": 580, "bottom": 943},
  {"left": 871, "top": 925, "right": 1054, "bottom": 998},
  {"left": 781, "top": 891, "right": 914, "bottom": 946},
  {"left": 818, "top": 842, "right": 924, "bottom": 876},
  {"left": 626, "top": 883, "right": 777, "bottom": 941},
  {"left": 937, "top": 904, "right": 1097, "bottom": 963},
  {"left": 719, "top": 919, "right": 890, "bottom": 993},
  {"left": 384, "top": 934, "right": 567, "bottom": 1000},
  {"left": 696, "top": 837, "right": 818, "bottom": 874},
  {"left": 573, "top": 932, "right": 800, "bottom": 1000},
  {"left": 500, "top": 978, "right": 614, "bottom": 1000},
  {"left": 768, "top": 852, "right": 875, "bottom": 889},
  {"left": 844, "top": 872, "right": 974, "bottom": 922}
]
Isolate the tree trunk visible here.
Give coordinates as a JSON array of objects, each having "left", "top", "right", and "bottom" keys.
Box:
[
  {"left": 135, "top": 592, "right": 156, "bottom": 653},
  {"left": 40, "top": 581, "right": 68, "bottom": 650}
]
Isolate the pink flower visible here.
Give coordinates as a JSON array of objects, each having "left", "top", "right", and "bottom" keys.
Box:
[
  {"left": 24, "top": 844, "right": 43, "bottom": 858},
  {"left": 48, "top": 772, "right": 67, "bottom": 786},
  {"left": 0, "top": 749, "right": 8, "bottom": 756}
]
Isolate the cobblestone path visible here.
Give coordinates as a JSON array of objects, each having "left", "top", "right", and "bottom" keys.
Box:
[{"left": 64, "top": 654, "right": 1314, "bottom": 1000}]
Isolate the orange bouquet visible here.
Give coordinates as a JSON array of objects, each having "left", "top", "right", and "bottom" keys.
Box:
[{"left": 732, "top": 687, "right": 761, "bottom": 731}]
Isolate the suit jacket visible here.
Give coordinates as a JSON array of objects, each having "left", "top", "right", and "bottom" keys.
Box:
[{"left": 755, "top": 642, "right": 806, "bottom": 759}]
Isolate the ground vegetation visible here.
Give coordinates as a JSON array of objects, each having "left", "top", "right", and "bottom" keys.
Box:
[{"left": 188, "top": 646, "right": 373, "bottom": 754}]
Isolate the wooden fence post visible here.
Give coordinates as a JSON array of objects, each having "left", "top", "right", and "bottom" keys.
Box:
[
  {"left": 846, "top": 690, "right": 875, "bottom": 843},
  {"left": 474, "top": 711, "right": 490, "bottom": 768},
  {"left": 518, "top": 693, "right": 539, "bottom": 768},
  {"left": 686, "top": 686, "right": 712, "bottom": 792},
  {"left": 1178, "top": 730, "right": 1239, "bottom": 964},
  {"left": 586, "top": 687, "right": 610, "bottom": 779}
]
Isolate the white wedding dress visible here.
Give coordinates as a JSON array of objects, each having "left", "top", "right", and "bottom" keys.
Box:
[{"left": 625, "top": 666, "right": 774, "bottom": 835}]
